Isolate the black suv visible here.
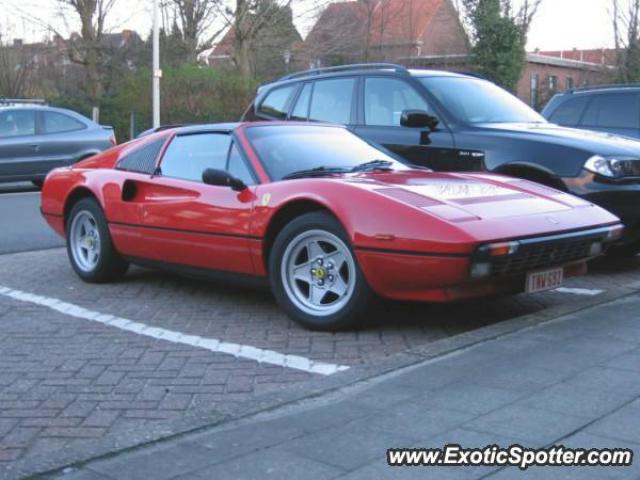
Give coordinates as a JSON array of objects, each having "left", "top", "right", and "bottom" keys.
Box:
[
  {"left": 243, "top": 63, "right": 640, "bottom": 256},
  {"left": 543, "top": 84, "right": 640, "bottom": 139}
]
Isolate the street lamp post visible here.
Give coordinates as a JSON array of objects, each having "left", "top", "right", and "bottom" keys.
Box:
[{"left": 152, "top": 0, "right": 161, "bottom": 128}]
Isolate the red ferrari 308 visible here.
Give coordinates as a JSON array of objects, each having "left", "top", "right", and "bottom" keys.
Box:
[{"left": 41, "top": 122, "right": 622, "bottom": 330}]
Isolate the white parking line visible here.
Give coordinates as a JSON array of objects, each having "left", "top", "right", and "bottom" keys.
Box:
[
  {"left": 0, "top": 285, "right": 349, "bottom": 376},
  {"left": 553, "top": 287, "right": 604, "bottom": 296}
]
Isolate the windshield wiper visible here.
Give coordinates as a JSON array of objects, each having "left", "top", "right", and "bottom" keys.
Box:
[
  {"left": 350, "top": 160, "right": 395, "bottom": 173},
  {"left": 282, "top": 160, "right": 395, "bottom": 180},
  {"left": 282, "top": 166, "right": 350, "bottom": 180}
]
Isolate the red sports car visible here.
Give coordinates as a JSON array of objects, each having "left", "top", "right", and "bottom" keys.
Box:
[{"left": 41, "top": 122, "right": 622, "bottom": 330}]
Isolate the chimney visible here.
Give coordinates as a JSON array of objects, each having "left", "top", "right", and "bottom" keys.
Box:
[{"left": 13, "top": 39, "right": 23, "bottom": 47}]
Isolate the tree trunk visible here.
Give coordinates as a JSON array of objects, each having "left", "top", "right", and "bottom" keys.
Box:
[{"left": 234, "top": 0, "right": 253, "bottom": 77}]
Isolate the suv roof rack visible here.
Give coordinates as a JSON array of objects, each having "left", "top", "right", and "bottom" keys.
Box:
[
  {"left": 567, "top": 83, "right": 640, "bottom": 94},
  {"left": 278, "top": 63, "right": 410, "bottom": 82},
  {"left": 0, "top": 98, "right": 48, "bottom": 106}
]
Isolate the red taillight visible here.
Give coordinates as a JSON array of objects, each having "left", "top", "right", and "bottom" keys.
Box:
[{"left": 109, "top": 135, "right": 117, "bottom": 146}]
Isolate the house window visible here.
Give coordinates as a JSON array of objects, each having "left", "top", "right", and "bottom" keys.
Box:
[
  {"left": 547, "top": 75, "right": 558, "bottom": 92},
  {"left": 566, "top": 77, "right": 574, "bottom": 89},
  {"left": 530, "top": 74, "right": 539, "bottom": 108}
]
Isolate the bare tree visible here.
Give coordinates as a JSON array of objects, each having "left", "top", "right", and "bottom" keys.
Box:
[
  {"left": 52, "top": 0, "right": 119, "bottom": 103},
  {"left": 613, "top": 0, "right": 640, "bottom": 82},
  {"left": 0, "top": 36, "right": 36, "bottom": 97},
  {"left": 162, "top": 0, "right": 227, "bottom": 62}
]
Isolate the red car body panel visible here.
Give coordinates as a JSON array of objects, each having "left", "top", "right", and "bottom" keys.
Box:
[{"left": 41, "top": 122, "right": 622, "bottom": 302}]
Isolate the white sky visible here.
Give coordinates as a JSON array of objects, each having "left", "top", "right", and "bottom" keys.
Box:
[{"left": 0, "top": 0, "right": 622, "bottom": 51}]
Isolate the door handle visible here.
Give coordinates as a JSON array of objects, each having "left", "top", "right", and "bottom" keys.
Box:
[{"left": 28, "top": 144, "right": 40, "bottom": 151}]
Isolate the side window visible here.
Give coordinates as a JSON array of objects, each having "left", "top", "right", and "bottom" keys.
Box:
[
  {"left": 117, "top": 138, "right": 166, "bottom": 174},
  {"left": 548, "top": 96, "right": 590, "bottom": 126},
  {"left": 0, "top": 110, "right": 35, "bottom": 138},
  {"left": 364, "top": 78, "right": 431, "bottom": 127},
  {"left": 258, "top": 85, "right": 296, "bottom": 119},
  {"left": 43, "top": 111, "right": 85, "bottom": 134},
  {"left": 581, "top": 94, "right": 640, "bottom": 129},
  {"left": 227, "top": 143, "right": 254, "bottom": 185},
  {"left": 290, "top": 83, "right": 312, "bottom": 120},
  {"left": 160, "top": 133, "right": 231, "bottom": 182},
  {"left": 309, "top": 78, "right": 355, "bottom": 124}
]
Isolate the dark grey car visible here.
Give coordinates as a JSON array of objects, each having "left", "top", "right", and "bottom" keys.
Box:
[
  {"left": 0, "top": 103, "right": 115, "bottom": 186},
  {"left": 542, "top": 85, "right": 640, "bottom": 139}
]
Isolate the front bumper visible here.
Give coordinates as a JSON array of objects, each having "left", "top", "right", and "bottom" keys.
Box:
[
  {"left": 469, "top": 225, "right": 622, "bottom": 279},
  {"left": 565, "top": 172, "right": 640, "bottom": 243},
  {"left": 356, "top": 224, "right": 622, "bottom": 303}
]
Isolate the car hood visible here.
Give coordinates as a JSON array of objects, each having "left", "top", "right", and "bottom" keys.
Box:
[
  {"left": 347, "top": 170, "right": 594, "bottom": 222},
  {"left": 475, "top": 122, "right": 640, "bottom": 157}
]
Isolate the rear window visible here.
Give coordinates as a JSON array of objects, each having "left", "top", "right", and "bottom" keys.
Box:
[
  {"left": 548, "top": 96, "right": 590, "bottom": 126},
  {"left": 258, "top": 85, "right": 296, "bottom": 119},
  {"left": 43, "top": 111, "right": 85, "bottom": 133},
  {"left": 581, "top": 93, "right": 640, "bottom": 129},
  {"left": 117, "top": 138, "right": 166, "bottom": 174}
]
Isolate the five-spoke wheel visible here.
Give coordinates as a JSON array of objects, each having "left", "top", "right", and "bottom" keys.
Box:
[
  {"left": 282, "top": 230, "right": 356, "bottom": 317},
  {"left": 66, "top": 198, "right": 129, "bottom": 282},
  {"left": 270, "top": 212, "right": 374, "bottom": 330},
  {"left": 69, "top": 211, "right": 102, "bottom": 273}
]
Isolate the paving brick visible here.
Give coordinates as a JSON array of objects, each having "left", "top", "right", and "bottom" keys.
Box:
[{"left": 0, "top": 248, "right": 639, "bottom": 476}]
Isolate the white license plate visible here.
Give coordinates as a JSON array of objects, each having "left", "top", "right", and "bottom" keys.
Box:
[{"left": 526, "top": 268, "right": 564, "bottom": 294}]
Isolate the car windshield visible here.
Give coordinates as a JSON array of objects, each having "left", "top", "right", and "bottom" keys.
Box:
[
  {"left": 418, "top": 77, "right": 546, "bottom": 125},
  {"left": 245, "top": 125, "right": 409, "bottom": 181}
]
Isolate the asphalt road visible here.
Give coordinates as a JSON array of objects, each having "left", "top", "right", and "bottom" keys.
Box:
[{"left": 0, "top": 183, "right": 65, "bottom": 254}]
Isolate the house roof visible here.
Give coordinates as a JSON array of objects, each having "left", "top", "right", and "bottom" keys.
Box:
[
  {"left": 369, "top": 0, "right": 443, "bottom": 46},
  {"left": 305, "top": 0, "right": 446, "bottom": 49},
  {"left": 537, "top": 49, "right": 617, "bottom": 66},
  {"left": 304, "top": 1, "right": 369, "bottom": 48}
]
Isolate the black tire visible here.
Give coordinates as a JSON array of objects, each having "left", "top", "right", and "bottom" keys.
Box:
[
  {"left": 32, "top": 180, "right": 43, "bottom": 189},
  {"left": 66, "top": 197, "right": 129, "bottom": 282},
  {"left": 269, "top": 212, "right": 376, "bottom": 331},
  {"left": 605, "top": 240, "right": 640, "bottom": 258}
]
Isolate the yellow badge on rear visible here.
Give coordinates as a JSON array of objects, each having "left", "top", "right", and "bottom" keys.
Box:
[{"left": 261, "top": 193, "right": 272, "bottom": 207}]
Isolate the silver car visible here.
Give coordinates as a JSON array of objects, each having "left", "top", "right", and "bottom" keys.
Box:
[{"left": 0, "top": 101, "right": 116, "bottom": 186}]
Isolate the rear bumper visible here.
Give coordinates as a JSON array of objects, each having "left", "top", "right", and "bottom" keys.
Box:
[{"left": 356, "top": 224, "right": 621, "bottom": 302}]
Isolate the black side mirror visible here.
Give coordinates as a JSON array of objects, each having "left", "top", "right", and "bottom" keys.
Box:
[
  {"left": 400, "top": 109, "right": 439, "bottom": 130},
  {"left": 202, "top": 168, "right": 247, "bottom": 191}
]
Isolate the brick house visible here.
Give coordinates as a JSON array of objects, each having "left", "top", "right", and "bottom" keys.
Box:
[{"left": 303, "top": 0, "right": 469, "bottom": 67}]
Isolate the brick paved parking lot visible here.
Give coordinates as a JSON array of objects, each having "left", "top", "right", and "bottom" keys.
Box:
[{"left": 0, "top": 248, "right": 639, "bottom": 478}]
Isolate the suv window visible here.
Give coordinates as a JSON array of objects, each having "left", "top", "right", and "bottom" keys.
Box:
[
  {"left": 309, "top": 78, "right": 355, "bottom": 124},
  {"left": 160, "top": 133, "right": 232, "bottom": 182},
  {"left": 548, "top": 96, "right": 590, "bottom": 126},
  {"left": 364, "top": 77, "right": 430, "bottom": 126},
  {"left": 259, "top": 85, "right": 296, "bottom": 119},
  {"left": 291, "top": 83, "right": 312, "bottom": 120},
  {"left": 43, "top": 111, "right": 85, "bottom": 133},
  {"left": 0, "top": 110, "right": 35, "bottom": 138},
  {"left": 581, "top": 93, "right": 640, "bottom": 129}
]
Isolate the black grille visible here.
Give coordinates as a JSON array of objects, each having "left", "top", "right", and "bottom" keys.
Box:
[
  {"left": 117, "top": 139, "right": 165, "bottom": 174},
  {"left": 490, "top": 238, "right": 594, "bottom": 277}
]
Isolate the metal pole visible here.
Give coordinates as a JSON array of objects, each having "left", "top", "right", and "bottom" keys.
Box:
[{"left": 152, "top": 0, "right": 161, "bottom": 128}]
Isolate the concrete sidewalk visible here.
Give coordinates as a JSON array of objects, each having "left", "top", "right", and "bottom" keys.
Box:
[{"left": 44, "top": 295, "right": 640, "bottom": 480}]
